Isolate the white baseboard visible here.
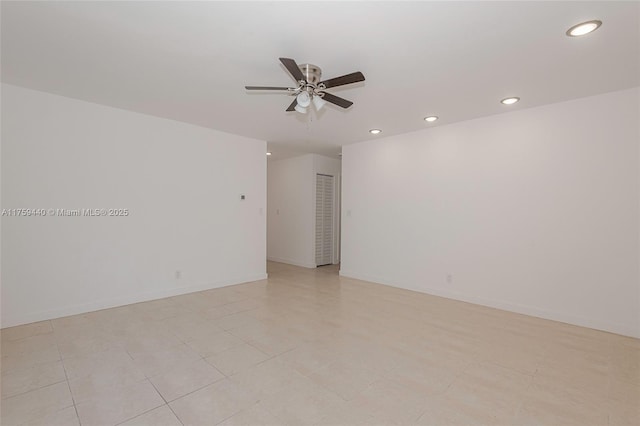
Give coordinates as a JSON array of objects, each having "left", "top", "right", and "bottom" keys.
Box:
[
  {"left": 339, "top": 269, "right": 640, "bottom": 339},
  {"left": 1, "top": 273, "right": 268, "bottom": 329},
  {"left": 267, "top": 256, "right": 316, "bottom": 269}
]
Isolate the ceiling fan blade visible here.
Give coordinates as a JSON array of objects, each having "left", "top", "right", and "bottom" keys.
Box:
[
  {"left": 279, "top": 57, "right": 306, "bottom": 83},
  {"left": 320, "top": 92, "right": 354, "bottom": 109},
  {"left": 286, "top": 98, "right": 298, "bottom": 112},
  {"left": 245, "top": 86, "right": 291, "bottom": 91},
  {"left": 320, "top": 72, "right": 365, "bottom": 89}
]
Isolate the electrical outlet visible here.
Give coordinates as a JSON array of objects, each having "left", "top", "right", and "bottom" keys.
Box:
[
  {"left": 175, "top": 270, "right": 182, "bottom": 280},
  {"left": 446, "top": 274, "right": 453, "bottom": 284}
]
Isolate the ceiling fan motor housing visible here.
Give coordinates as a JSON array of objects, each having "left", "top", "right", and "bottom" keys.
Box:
[{"left": 299, "top": 64, "right": 322, "bottom": 85}]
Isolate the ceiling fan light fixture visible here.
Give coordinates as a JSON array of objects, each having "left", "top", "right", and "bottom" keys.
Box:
[
  {"left": 294, "top": 104, "right": 307, "bottom": 114},
  {"left": 312, "top": 95, "right": 327, "bottom": 111},
  {"left": 296, "top": 91, "right": 311, "bottom": 107}
]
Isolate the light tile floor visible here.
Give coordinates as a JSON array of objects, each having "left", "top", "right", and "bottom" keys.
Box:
[{"left": 1, "top": 262, "right": 639, "bottom": 425}]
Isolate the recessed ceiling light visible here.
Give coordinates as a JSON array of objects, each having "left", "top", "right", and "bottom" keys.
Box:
[
  {"left": 566, "top": 20, "right": 602, "bottom": 37},
  {"left": 369, "top": 129, "right": 382, "bottom": 135},
  {"left": 266, "top": 152, "right": 272, "bottom": 156},
  {"left": 424, "top": 116, "right": 438, "bottom": 122},
  {"left": 501, "top": 97, "right": 520, "bottom": 105}
]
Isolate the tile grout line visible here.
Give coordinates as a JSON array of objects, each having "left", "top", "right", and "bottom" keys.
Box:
[
  {"left": 0, "top": 376, "right": 69, "bottom": 401},
  {"left": 152, "top": 370, "right": 228, "bottom": 407},
  {"left": 212, "top": 406, "right": 248, "bottom": 426},
  {"left": 0, "top": 378, "right": 71, "bottom": 402},
  {"left": 113, "top": 402, "right": 164, "bottom": 426},
  {"left": 145, "top": 379, "right": 185, "bottom": 426},
  {"left": 244, "top": 340, "right": 278, "bottom": 358},
  {"left": 52, "top": 320, "right": 83, "bottom": 426}
]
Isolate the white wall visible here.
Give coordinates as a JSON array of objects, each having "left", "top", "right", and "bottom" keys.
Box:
[
  {"left": 267, "top": 154, "right": 341, "bottom": 268},
  {"left": 1, "top": 84, "right": 267, "bottom": 328},
  {"left": 341, "top": 87, "right": 640, "bottom": 338}
]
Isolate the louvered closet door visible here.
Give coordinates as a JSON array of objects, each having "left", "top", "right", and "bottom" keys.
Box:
[{"left": 315, "top": 174, "right": 334, "bottom": 266}]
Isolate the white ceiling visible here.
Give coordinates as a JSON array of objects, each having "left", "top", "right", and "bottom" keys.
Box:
[{"left": 2, "top": 1, "right": 638, "bottom": 159}]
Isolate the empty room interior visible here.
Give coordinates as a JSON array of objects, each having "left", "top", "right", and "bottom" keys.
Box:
[{"left": 1, "top": 1, "right": 639, "bottom": 426}]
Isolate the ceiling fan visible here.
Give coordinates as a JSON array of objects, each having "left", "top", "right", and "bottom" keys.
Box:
[{"left": 245, "top": 57, "right": 365, "bottom": 114}]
